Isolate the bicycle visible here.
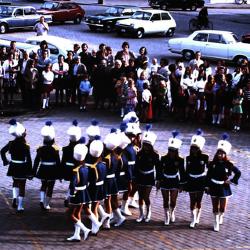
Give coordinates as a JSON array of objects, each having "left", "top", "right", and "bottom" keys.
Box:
[
  {"left": 235, "top": 0, "right": 247, "bottom": 4},
  {"left": 189, "top": 17, "right": 213, "bottom": 32}
]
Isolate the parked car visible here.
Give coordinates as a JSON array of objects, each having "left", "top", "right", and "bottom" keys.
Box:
[
  {"left": 0, "top": 5, "right": 52, "bottom": 34},
  {"left": 241, "top": 33, "right": 250, "bottom": 43},
  {"left": 37, "top": 1, "right": 85, "bottom": 24},
  {"left": 168, "top": 30, "right": 250, "bottom": 64},
  {"left": 115, "top": 9, "right": 176, "bottom": 38},
  {"left": 148, "top": 0, "right": 204, "bottom": 11},
  {"left": 0, "top": 38, "right": 40, "bottom": 57},
  {"left": 84, "top": 5, "right": 140, "bottom": 32},
  {"left": 25, "top": 35, "right": 74, "bottom": 62}
]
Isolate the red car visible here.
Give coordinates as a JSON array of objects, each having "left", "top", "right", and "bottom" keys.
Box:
[
  {"left": 241, "top": 33, "right": 250, "bottom": 44},
  {"left": 37, "top": 1, "right": 85, "bottom": 24}
]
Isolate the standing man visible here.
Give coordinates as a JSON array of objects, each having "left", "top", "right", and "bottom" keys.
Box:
[{"left": 34, "top": 16, "right": 49, "bottom": 36}]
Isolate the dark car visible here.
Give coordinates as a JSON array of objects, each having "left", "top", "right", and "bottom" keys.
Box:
[
  {"left": 241, "top": 33, "right": 250, "bottom": 44},
  {"left": 84, "top": 5, "right": 140, "bottom": 32},
  {"left": 148, "top": 0, "right": 204, "bottom": 11},
  {"left": 37, "top": 1, "right": 85, "bottom": 24}
]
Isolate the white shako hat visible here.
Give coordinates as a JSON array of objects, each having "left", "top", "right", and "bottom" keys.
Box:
[
  {"left": 118, "top": 122, "right": 131, "bottom": 149},
  {"left": 89, "top": 135, "right": 104, "bottom": 158},
  {"left": 74, "top": 137, "right": 88, "bottom": 161},
  {"left": 86, "top": 119, "right": 100, "bottom": 138},
  {"left": 168, "top": 130, "right": 182, "bottom": 150},
  {"left": 142, "top": 124, "right": 157, "bottom": 146},
  {"left": 123, "top": 112, "right": 139, "bottom": 124},
  {"left": 67, "top": 120, "right": 82, "bottom": 142},
  {"left": 41, "top": 121, "right": 55, "bottom": 141},
  {"left": 217, "top": 133, "right": 232, "bottom": 155},
  {"left": 8, "top": 119, "right": 25, "bottom": 137},
  {"left": 191, "top": 129, "right": 206, "bottom": 150},
  {"left": 104, "top": 128, "right": 120, "bottom": 151},
  {"left": 125, "top": 122, "right": 137, "bottom": 136}
]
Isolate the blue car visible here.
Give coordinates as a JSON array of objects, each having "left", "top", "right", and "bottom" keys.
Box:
[{"left": 0, "top": 5, "right": 52, "bottom": 34}]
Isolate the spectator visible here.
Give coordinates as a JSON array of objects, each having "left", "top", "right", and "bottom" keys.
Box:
[
  {"left": 136, "top": 46, "right": 149, "bottom": 68},
  {"left": 34, "top": 16, "right": 49, "bottom": 36},
  {"left": 126, "top": 78, "right": 137, "bottom": 113},
  {"left": 149, "top": 58, "right": 160, "bottom": 75},
  {"left": 37, "top": 40, "right": 50, "bottom": 60},
  {"left": 189, "top": 51, "right": 204, "bottom": 70},
  {"left": 79, "top": 73, "right": 92, "bottom": 111},
  {"left": 115, "top": 41, "right": 135, "bottom": 67},
  {"left": 79, "top": 43, "right": 92, "bottom": 73},
  {"left": 232, "top": 88, "right": 244, "bottom": 132},
  {"left": 141, "top": 82, "right": 152, "bottom": 122},
  {"left": 242, "top": 79, "right": 250, "bottom": 122},
  {"left": 72, "top": 43, "right": 81, "bottom": 58},
  {"left": 204, "top": 75, "right": 215, "bottom": 123}
]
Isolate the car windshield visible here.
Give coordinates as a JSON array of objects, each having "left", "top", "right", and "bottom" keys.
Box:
[
  {"left": 105, "top": 7, "right": 123, "bottom": 15},
  {"left": 40, "top": 2, "right": 59, "bottom": 10},
  {"left": 132, "top": 11, "right": 151, "bottom": 20},
  {"left": 0, "top": 6, "right": 15, "bottom": 16}
]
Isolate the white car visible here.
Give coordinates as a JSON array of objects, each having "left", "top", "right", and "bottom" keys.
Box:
[
  {"left": 168, "top": 30, "right": 250, "bottom": 64},
  {"left": 115, "top": 9, "right": 176, "bottom": 39},
  {"left": 25, "top": 35, "right": 75, "bottom": 62}
]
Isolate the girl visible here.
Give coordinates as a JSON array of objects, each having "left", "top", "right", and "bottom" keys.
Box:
[
  {"left": 206, "top": 134, "right": 241, "bottom": 232},
  {"left": 126, "top": 78, "right": 138, "bottom": 113},
  {"left": 79, "top": 73, "right": 92, "bottom": 111},
  {"left": 141, "top": 82, "right": 152, "bottom": 123},
  {"left": 1, "top": 119, "right": 32, "bottom": 212},
  {"left": 157, "top": 131, "right": 186, "bottom": 225},
  {"left": 232, "top": 88, "right": 244, "bottom": 132},
  {"left": 115, "top": 74, "right": 128, "bottom": 118},
  {"left": 135, "top": 125, "right": 160, "bottom": 223},
  {"left": 33, "top": 121, "right": 60, "bottom": 210},
  {"left": 185, "top": 129, "right": 209, "bottom": 228}
]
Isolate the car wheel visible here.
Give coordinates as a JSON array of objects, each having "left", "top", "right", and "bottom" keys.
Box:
[
  {"left": 104, "top": 24, "right": 113, "bottom": 33},
  {"left": 160, "top": 4, "right": 167, "bottom": 10},
  {"left": 182, "top": 50, "right": 194, "bottom": 61},
  {"left": 136, "top": 29, "right": 144, "bottom": 39},
  {"left": 166, "top": 28, "right": 175, "bottom": 37},
  {"left": 234, "top": 55, "right": 247, "bottom": 65},
  {"left": 89, "top": 25, "right": 97, "bottom": 31},
  {"left": 190, "top": 5, "right": 197, "bottom": 11},
  {"left": 0, "top": 23, "right": 7, "bottom": 34},
  {"left": 74, "top": 16, "right": 82, "bottom": 24}
]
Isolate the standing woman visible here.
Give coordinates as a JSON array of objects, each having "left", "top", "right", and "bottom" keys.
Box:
[
  {"left": 61, "top": 120, "right": 82, "bottom": 207},
  {"left": 157, "top": 131, "right": 186, "bottom": 225},
  {"left": 206, "top": 134, "right": 241, "bottom": 232},
  {"left": 1, "top": 119, "right": 32, "bottom": 212},
  {"left": 185, "top": 129, "right": 209, "bottom": 228},
  {"left": 33, "top": 121, "right": 60, "bottom": 210},
  {"left": 135, "top": 125, "right": 160, "bottom": 223}
]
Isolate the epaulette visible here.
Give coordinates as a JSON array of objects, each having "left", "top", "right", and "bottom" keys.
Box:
[
  {"left": 133, "top": 145, "right": 140, "bottom": 153},
  {"left": 73, "top": 165, "right": 81, "bottom": 173},
  {"left": 52, "top": 145, "right": 60, "bottom": 151}
]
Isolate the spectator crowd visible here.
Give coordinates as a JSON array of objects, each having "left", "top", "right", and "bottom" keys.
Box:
[{"left": 0, "top": 40, "right": 250, "bottom": 131}]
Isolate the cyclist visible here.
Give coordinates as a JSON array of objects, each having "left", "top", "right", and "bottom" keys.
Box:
[{"left": 198, "top": 7, "right": 209, "bottom": 28}]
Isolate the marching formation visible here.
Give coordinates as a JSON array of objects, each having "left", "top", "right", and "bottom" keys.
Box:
[{"left": 0, "top": 111, "right": 241, "bottom": 241}]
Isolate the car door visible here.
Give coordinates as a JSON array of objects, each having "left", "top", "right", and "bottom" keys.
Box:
[
  {"left": 10, "top": 8, "right": 24, "bottom": 28},
  {"left": 203, "top": 33, "right": 229, "bottom": 60},
  {"left": 148, "top": 13, "right": 162, "bottom": 33},
  {"left": 23, "top": 7, "right": 37, "bottom": 27},
  {"left": 190, "top": 32, "right": 208, "bottom": 55},
  {"left": 161, "top": 12, "right": 172, "bottom": 32}
]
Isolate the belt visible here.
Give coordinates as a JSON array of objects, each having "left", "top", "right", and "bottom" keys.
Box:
[
  {"left": 120, "top": 171, "right": 125, "bottom": 176},
  {"left": 211, "top": 179, "right": 224, "bottom": 185},
  {"left": 66, "top": 162, "right": 74, "bottom": 166},
  {"left": 106, "top": 174, "right": 115, "bottom": 179},
  {"left": 41, "top": 161, "right": 56, "bottom": 166},
  {"left": 96, "top": 180, "right": 104, "bottom": 186},
  {"left": 128, "top": 161, "right": 135, "bottom": 165},
  {"left": 164, "top": 173, "right": 179, "bottom": 179},
  {"left": 75, "top": 185, "right": 87, "bottom": 191},
  {"left": 139, "top": 169, "right": 154, "bottom": 175},
  {"left": 11, "top": 160, "right": 26, "bottom": 164},
  {"left": 189, "top": 172, "right": 206, "bottom": 178}
]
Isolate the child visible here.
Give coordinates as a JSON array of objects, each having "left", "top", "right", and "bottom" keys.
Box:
[
  {"left": 79, "top": 73, "right": 92, "bottom": 111},
  {"left": 115, "top": 74, "right": 128, "bottom": 118},
  {"left": 126, "top": 78, "right": 138, "bottom": 113},
  {"left": 141, "top": 82, "right": 152, "bottom": 122},
  {"left": 232, "top": 88, "right": 244, "bottom": 132},
  {"left": 150, "top": 58, "right": 160, "bottom": 75}
]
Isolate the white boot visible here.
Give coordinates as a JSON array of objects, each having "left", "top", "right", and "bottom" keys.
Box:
[
  {"left": 213, "top": 213, "right": 220, "bottom": 232},
  {"left": 170, "top": 208, "right": 176, "bottom": 223},
  {"left": 98, "top": 205, "right": 110, "bottom": 225},
  {"left": 17, "top": 196, "right": 24, "bottom": 212},
  {"left": 113, "top": 208, "right": 126, "bottom": 227},
  {"left": 42, "top": 98, "right": 46, "bottom": 109},
  {"left": 164, "top": 208, "right": 170, "bottom": 225},
  {"left": 67, "top": 224, "right": 81, "bottom": 242},
  {"left": 76, "top": 220, "right": 91, "bottom": 241},
  {"left": 145, "top": 205, "right": 151, "bottom": 223},
  {"left": 12, "top": 187, "right": 19, "bottom": 208},
  {"left": 129, "top": 196, "right": 139, "bottom": 209},
  {"left": 120, "top": 200, "right": 132, "bottom": 216},
  {"left": 136, "top": 205, "right": 145, "bottom": 223},
  {"left": 189, "top": 209, "right": 197, "bottom": 228},
  {"left": 196, "top": 209, "right": 201, "bottom": 224},
  {"left": 102, "top": 217, "right": 111, "bottom": 230},
  {"left": 88, "top": 212, "right": 102, "bottom": 235},
  {"left": 44, "top": 196, "right": 51, "bottom": 210},
  {"left": 212, "top": 114, "right": 217, "bottom": 124},
  {"left": 46, "top": 97, "right": 49, "bottom": 108},
  {"left": 40, "top": 191, "right": 45, "bottom": 209},
  {"left": 219, "top": 212, "right": 224, "bottom": 225}
]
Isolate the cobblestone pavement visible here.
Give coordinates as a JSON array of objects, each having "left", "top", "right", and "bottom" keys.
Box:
[{"left": 0, "top": 107, "right": 249, "bottom": 250}]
